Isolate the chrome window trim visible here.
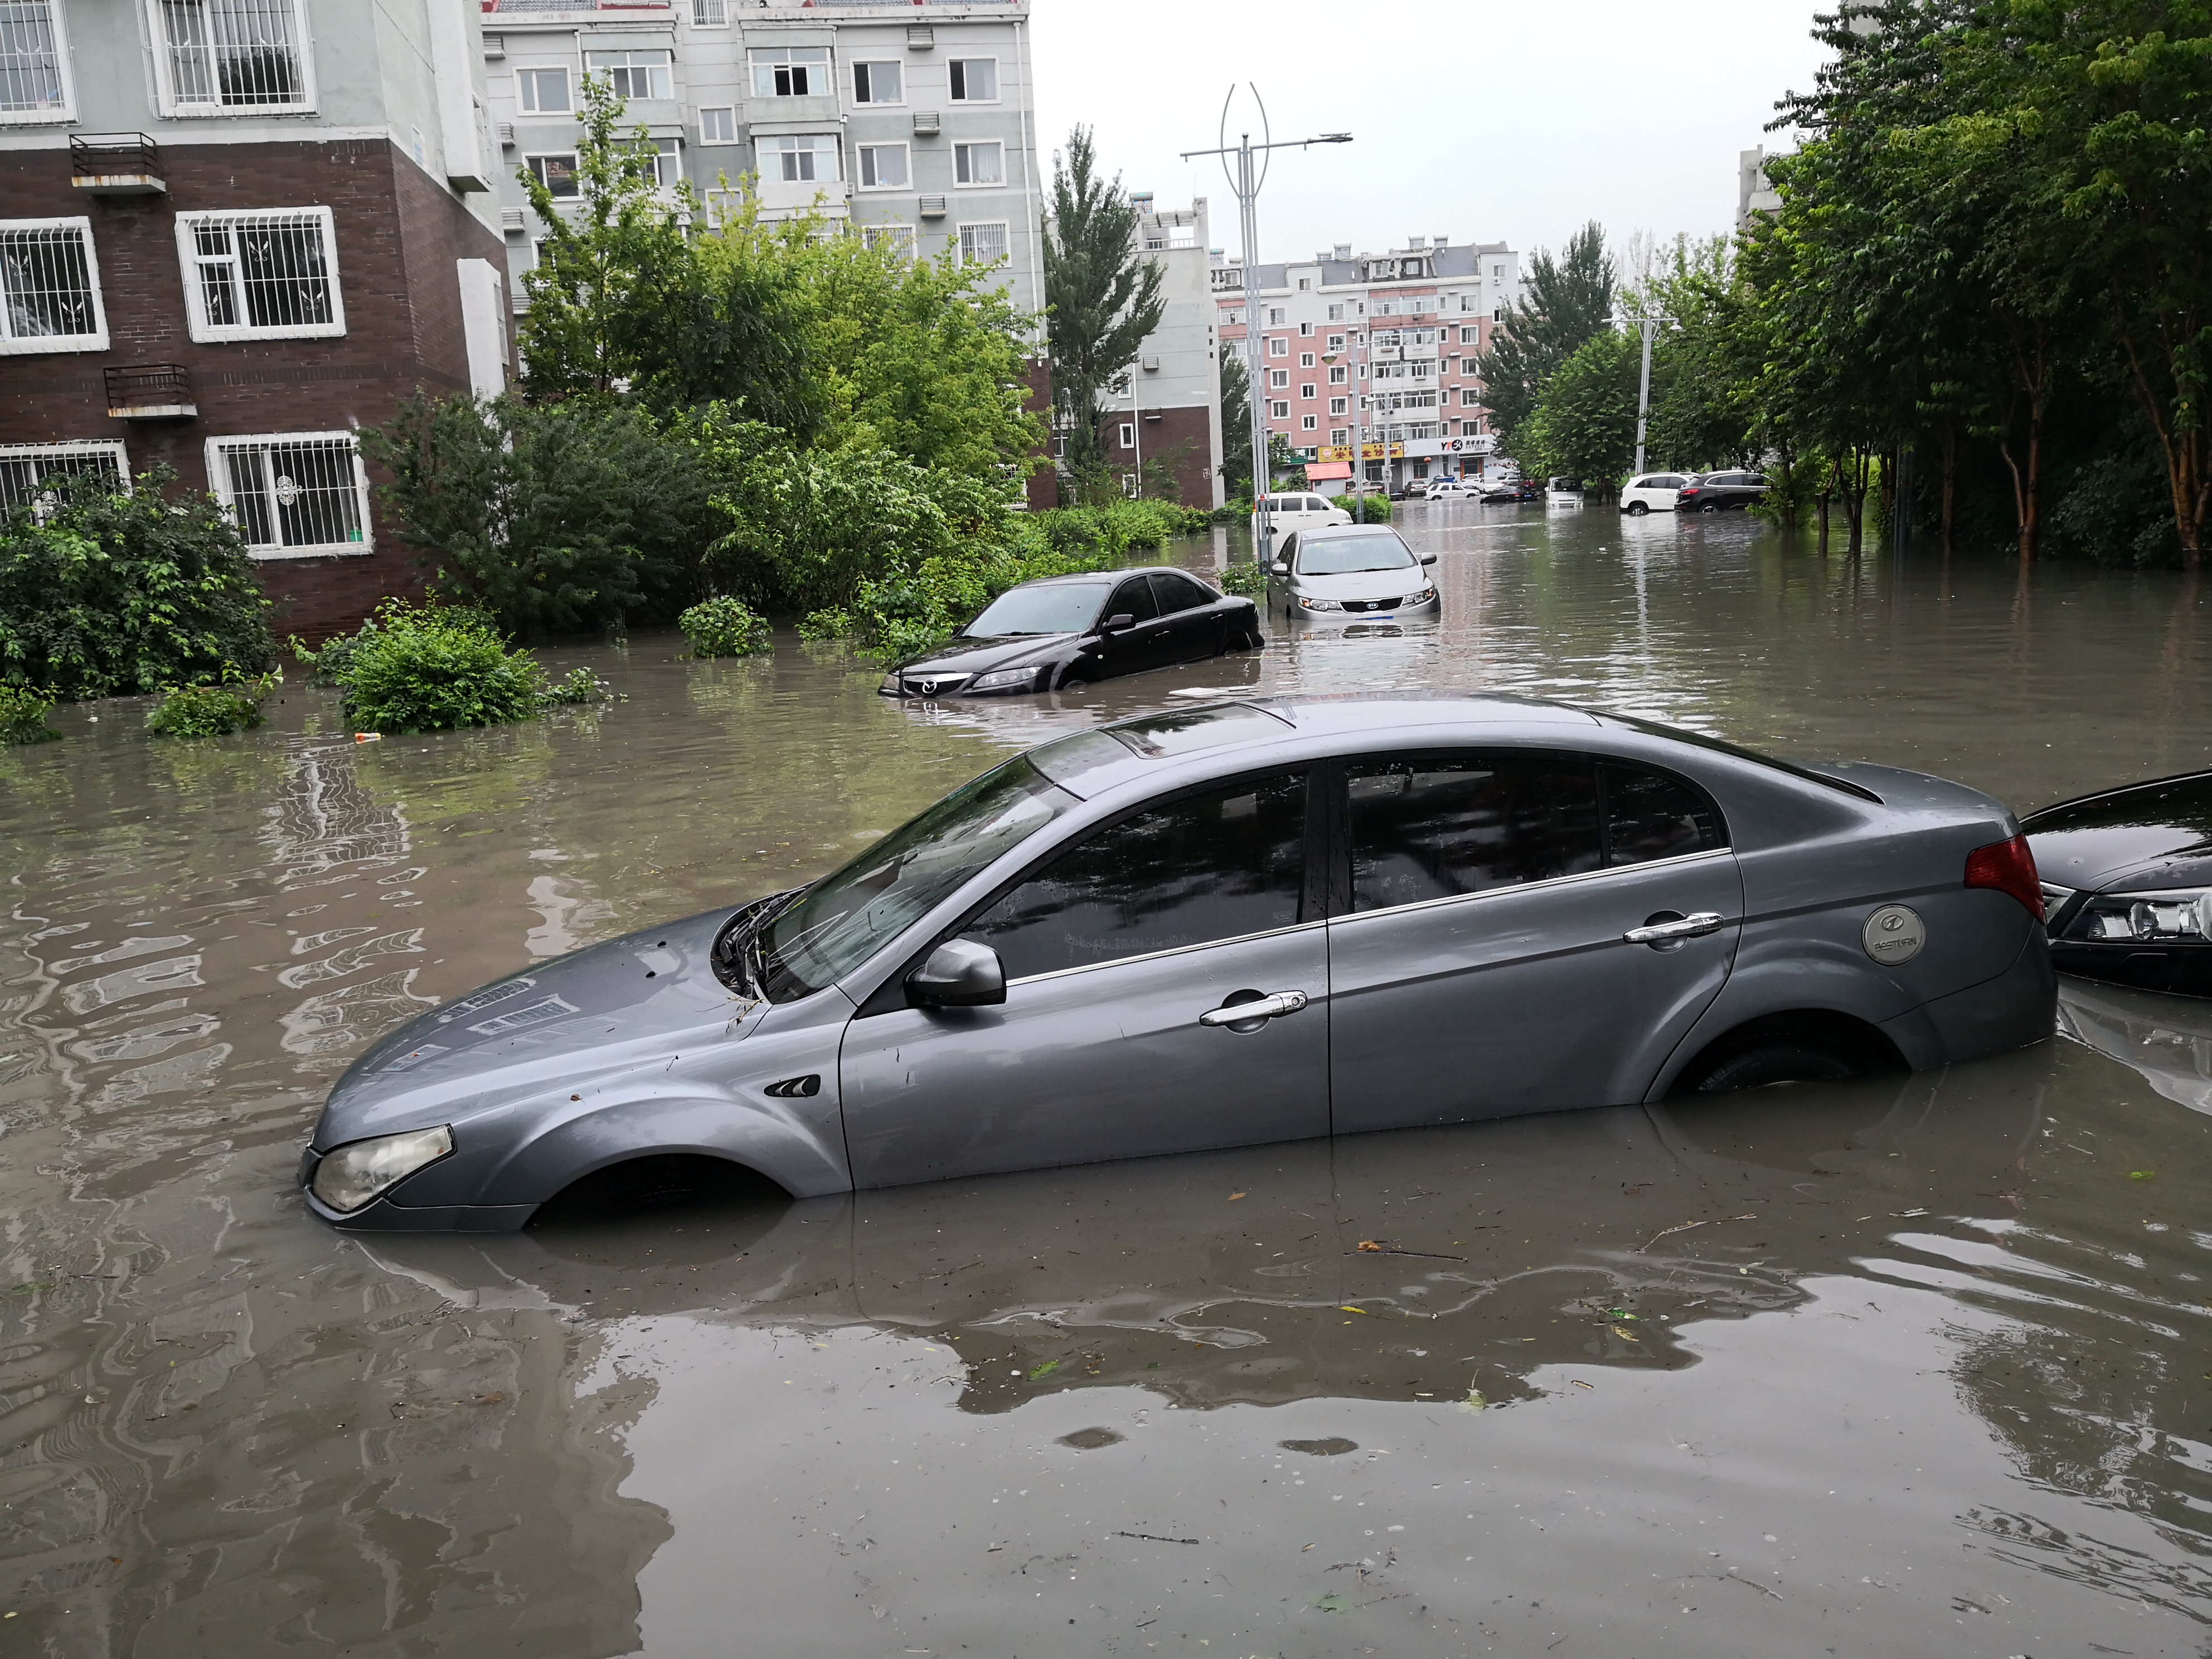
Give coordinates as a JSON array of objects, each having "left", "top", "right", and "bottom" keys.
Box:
[
  {"left": 1002, "top": 916, "right": 1328, "bottom": 988},
  {"left": 1335, "top": 846, "right": 1736, "bottom": 927}
]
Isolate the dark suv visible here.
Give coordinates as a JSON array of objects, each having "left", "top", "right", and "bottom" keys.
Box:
[{"left": 1676, "top": 470, "right": 1770, "bottom": 512}]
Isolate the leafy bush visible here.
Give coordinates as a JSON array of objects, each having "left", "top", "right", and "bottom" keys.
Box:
[
  {"left": 544, "top": 667, "right": 618, "bottom": 705},
  {"left": 146, "top": 677, "right": 268, "bottom": 739},
  {"left": 1216, "top": 561, "right": 1269, "bottom": 598},
  {"left": 678, "top": 594, "right": 772, "bottom": 658},
  {"left": 1328, "top": 494, "right": 1391, "bottom": 522},
  {"left": 0, "top": 683, "right": 59, "bottom": 745},
  {"left": 0, "top": 467, "right": 273, "bottom": 700},
  {"left": 305, "top": 601, "right": 555, "bottom": 735}
]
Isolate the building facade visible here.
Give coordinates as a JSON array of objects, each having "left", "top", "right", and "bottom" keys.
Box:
[
  {"left": 1216, "top": 236, "right": 1522, "bottom": 495},
  {"left": 0, "top": 0, "right": 510, "bottom": 639},
  {"left": 1093, "top": 192, "right": 1222, "bottom": 508},
  {"left": 478, "top": 0, "right": 1045, "bottom": 319}
]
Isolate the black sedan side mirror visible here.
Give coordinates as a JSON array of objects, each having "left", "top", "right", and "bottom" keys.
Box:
[
  {"left": 907, "top": 939, "right": 1006, "bottom": 1008},
  {"left": 1101, "top": 613, "right": 1136, "bottom": 633},
  {"left": 1419, "top": 552, "right": 1438, "bottom": 565}
]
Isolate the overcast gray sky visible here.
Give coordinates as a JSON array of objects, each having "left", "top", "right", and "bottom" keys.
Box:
[{"left": 1030, "top": 1, "right": 1831, "bottom": 266}]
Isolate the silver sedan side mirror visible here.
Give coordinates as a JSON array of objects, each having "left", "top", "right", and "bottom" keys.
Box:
[
  {"left": 1270, "top": 561, "right": 1289, "bottom": 575},
  {"left": 907, "top": 939, "right": 1006, "bottom": 1008},
  {"left": 1419, "top": 552, "right": 1438, "bottom": 565}
]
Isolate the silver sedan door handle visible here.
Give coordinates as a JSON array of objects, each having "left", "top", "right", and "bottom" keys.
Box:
[
  {"left": 1199, "top": 989, "right": 1310, "bottom": 1028},
  {"left": 1623, "top": 911, "right": 1727, "bottom": 944}
]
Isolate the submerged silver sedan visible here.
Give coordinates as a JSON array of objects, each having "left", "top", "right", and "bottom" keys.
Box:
[
  {"left": 1268, "top": 523, "right": 1439, "bottom": 623},
  {"left": 301, "top": 695, "right": 2056, "bottom": 1230}
]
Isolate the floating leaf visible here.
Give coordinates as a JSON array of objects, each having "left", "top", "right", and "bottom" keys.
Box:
[{"left": 1027, "top": 1360, "right": 1060, "bottom": 1380}]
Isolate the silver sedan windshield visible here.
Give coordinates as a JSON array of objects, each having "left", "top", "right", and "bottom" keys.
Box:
[
  {"left": 756, "top": 759, "right": 1073, "bottom": 1001},
  {"left": 1297, "top": 535, "right": 1416, "bottom": 575},
  {"left": 964, "top": 584, "right": 1109, "bottom": 636}
]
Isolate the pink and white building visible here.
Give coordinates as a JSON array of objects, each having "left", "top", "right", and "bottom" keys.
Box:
[{"left": 1215, "top": 235, "right": 1522, "bottom": 493}]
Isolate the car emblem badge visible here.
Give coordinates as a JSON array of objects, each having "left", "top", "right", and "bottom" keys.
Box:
[{"left": 1861, "top": 904, "right": 1926, "bottom": 965}]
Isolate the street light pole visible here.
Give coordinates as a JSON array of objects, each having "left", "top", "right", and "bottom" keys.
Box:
[
  {"left": 1618, "top": 309, "right": 1662, "bottom": 477},
  {"left": 1183, "top": 91, "right": 1350, "bottom": 564}
]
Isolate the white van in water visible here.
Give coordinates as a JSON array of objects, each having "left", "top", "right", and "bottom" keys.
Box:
[{"left": 1249, "top": 492, "right": 1352, "bottom": 544}]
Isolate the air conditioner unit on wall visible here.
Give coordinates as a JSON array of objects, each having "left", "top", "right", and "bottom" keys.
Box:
[
  {"left": 501, "top": 207, "right": 525, "bottom": 232},
  {"left": 911, "top": 110, "right": 939, "bottom": 136},
  {"left": 498, "top": 122, "right": 515, "bottom": 147},
  {"left": 918, "top": 195, "right": 947, "bottom": 217},
  {"left": 907, "top": 24, "right": 934, "bottom": 48}
]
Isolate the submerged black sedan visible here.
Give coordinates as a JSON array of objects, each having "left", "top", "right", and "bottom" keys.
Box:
[
  {"left": 880, "top": 567, "right": 1263, "bottom": 699},
  {"left": 2025, "top": 769, "right": 2212, "bottom": 997}
]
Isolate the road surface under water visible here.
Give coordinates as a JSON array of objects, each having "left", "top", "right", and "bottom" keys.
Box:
[{"left": 1, "top": 502, "right": 2209, "bottom": 1657}]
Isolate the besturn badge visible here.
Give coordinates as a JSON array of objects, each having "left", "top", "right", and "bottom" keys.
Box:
[{"left": 1862, "top": 904, "right": 1927, "bottom": 965}]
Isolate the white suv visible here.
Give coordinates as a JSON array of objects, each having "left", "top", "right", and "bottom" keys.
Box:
[
  {"left": 1420, "top": 478, "right": 1474, "bottom": 501},
  {"left": 1250, "top": 492, "right": 1352, "bottom": 541},
  {"left": 1619, "top": 472, "right": 1694, "bottom": 515}
]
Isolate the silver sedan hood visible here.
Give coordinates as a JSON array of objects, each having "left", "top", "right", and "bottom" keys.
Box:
[
  {"left": 1292, "top": 567, "right": 1429, "bottom": 599},
  {"left": 313, "top": 906, "right": 762, "bottom": 1148}
]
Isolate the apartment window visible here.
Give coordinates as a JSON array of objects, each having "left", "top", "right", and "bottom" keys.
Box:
[
  {"left": 1267, "top": 369, "right": 1287, "bottom": 390},
  {"left": 0, "top": 440, "right": 124, "bottom": 513},
  {"left": 948, "top": 58, "right": 998, "bottom": 101},
  {"left": 1459, "top": 295, "right": 1477, "bottom": 312},
  {"left": 857, "top": 142, "right": 909, "bottom": 190},
  {"left": 1, "top": 1, "right": 74, "bottom": 121},
  {"left": 1298, "top": 321, "right": 1313, "bottom": 337},
  {"left": 1267, "top": 337, "right": 1287, "bottom": 357},
  {"left": 0, "top": 219, "right": 107, "bottom": 353},
  {"left": 1299, "top": 383, "right": 1316, "bottom": 400},
  {"left": 862, "top": 223, "right": 916, "bottom": 260},
  {"left": 177, "top": 208, "right": 342, "bottom": 342},
  {"left": 637, "top": 138, "right": 681, "bottom": 189},
  {"left": 1328, "top": 365, "right": 1346, "bottom": 385},
  {"left": 588, "top": 50, "right": 672, "bottom": 101},
  {"left": 208, "top": 433, "right": 366, "bottom": 557},
  {"left": 692, "top": 0, "right": 727, "bottom": 22},
  {"left": 958, "top": 221, "right": 1008, "bottom": 265},
  {"left": 1494, "top": 304, "right": 1506, "bottom": 322},
  {"left": 1117, "top": 422, "right": 1133, "bottom": 449},
  {"left": 1329, "top": 397, "right": 1347, "bottom": 416},
  {"left": 1326, "top": 303, "right": 1344, "bottom": 321},
  {"left": 751, "top": 46, "right": 828, "bottom": 98},
  {"left": 1459, "top": 326, "right": 1478, "bottom": 345},
  {"left": 851, "top": 60, "right": 901, "bottom": 104},
  {"left": 953, "top": 140, "right": 1003, "bottom": 186},
  {"left": 759, "top": 133, "right": 839, "bottom": 183},
  {"left": 150, "top": 0, "right": 314, "bottom": 114},
  {"left": 1328, "top": 427, "right": 1348, "bottom": 447},
  {"left": 516, "top": 66, "right": 570, "bottom": 114},
  {"left": 1326, "top": 333, "right": 1344, "bottom": 352},
  {"left": 1269, "top": 400, "right": 1289, "bottom": 419},
  {"left": 1301, "top": 413, "right": 1318, "bottom": 431},
  {"left": 699, "top": 106, "right": 736, "bottom": 144},
  {"left": 1298, "top": 352, "right": 1314, "bottom": 368},
  {"left": 1492, "top": 264, "right": 1505, "bottom": 279},
  {"left": 1268, "top": 307, "right": 1284, "bottom": 325},
  {"left": 527, "top": 154, "right": 579, "bottom": 198},
  {"left": 1461, "top": 388, "right": 1482, "bottom": 406}
]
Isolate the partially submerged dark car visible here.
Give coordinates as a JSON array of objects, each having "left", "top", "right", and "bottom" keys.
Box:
[
  {"left": 880, "top": 567, "right": 1262, "bottom": 699},
  {"left": 2024, "top": 769, "right": 2212, "bottom": 997}
]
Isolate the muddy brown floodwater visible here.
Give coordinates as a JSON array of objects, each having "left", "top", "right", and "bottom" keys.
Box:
[{"left": 3, "top": 503, "right": 2211, "bottom": 1658}]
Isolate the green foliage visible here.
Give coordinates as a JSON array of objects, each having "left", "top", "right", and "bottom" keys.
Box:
[
  {"left": 1328, "top": 494, "right": 1391, "bottom": 522},
  {"left": 679, "top": 594, "right": 772, "bottom": 657},
  {"left": 0, "top": 682, "right": 59, "bottom": 745},
  {"left": 1513, "top": 329, "right": 1643, "bottom": 491},
  {"left": 1045, "top": 127, "right": 1168, "bottom": 474},
  {"left": 0, "top": 468, "right": 273, "bottom": 701},
  {"left": 145, "top": 677, "right": 268, "bottom": 739},
  {"left": 543, "top": 667, "right": 618, "bottom": 705},
  {"left": 309, "top": 601, "right": 556, "bottom": 735},
  {"left": 1031, "top": 498, "right": 1202, "bottom": 557},
  {"left": 1479, "top": 222, "right": 1617, "bottom": 453},
  {"left": 1220, "top": 348, "right": 1254, "bottom": 497},
  {"left": 1216, "top": 561, "right": 1268, "bottom": 598}
]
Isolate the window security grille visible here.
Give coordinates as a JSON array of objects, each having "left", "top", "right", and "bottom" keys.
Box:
[
  {"left": 212, "top": 435, "right": 366, "bottom": 555},
  {"left": 0, "top": 442, "right": 125, "bottom": 514},
  {"left": 957, "top": 222, "right": 1007, "bottom": 265},
  {"left": 586, "top": 51, "right": 671, "bottom": 101},
  {"left": 0, "top": 221, "right": 104, "bottom": 350},
  {"left": 862, "top": 224, "right": 915, "bottom": 260},
  {"left": 692, "top": 0, "right": 726, "bottom": 22},
  {"left": 1, "top": 1, "right": 68, "bottom": 115},
  {"left": 156, "top": 0, "right": 309, "bottom": 111},
  {"left": 182, "top": 210, "right": 339, "bottom": 339}
]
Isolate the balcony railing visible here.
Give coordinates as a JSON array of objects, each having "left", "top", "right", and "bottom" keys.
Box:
[
  {"left": 104, "top": 365, "right": 197, "bottom": 421},
  {"left": 70, "top": 134, "right": 166, "bottom": 197}
]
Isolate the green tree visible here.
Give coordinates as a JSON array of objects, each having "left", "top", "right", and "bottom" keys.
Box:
[
  {"left": 1219, "top": 347, "right": 1253, "bottom": 499},
  {"left": 1044, "top": 127, "right": 1167, "bottom": 476},
  {"left": 1515, "top": 329, "right": 1642, "bottom": 489},
  {"left": 1478, "top": 221, "right": 1617, "bottom": 450}
]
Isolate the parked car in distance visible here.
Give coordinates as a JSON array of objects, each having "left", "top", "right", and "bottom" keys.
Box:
[
  {"left": 1420, "top": 477, "right": 1476, "bottom": 501},
  {"left": 1250, "top": 492, "right": 1351, "bottom": 544},
  {"left": 1676, "top": 470, "right": 1770, "bottom": 512},
  {"left": 299, "top": 695, "right": 2057, "bottom": 1231},
  {"left": 1620, "top": 473, "right": 1695, "bottom": 515},
  {"left": 2024, "top": 768, "right": 2212, "bottom": 998},
  {"left": 1546, "top": 477, "right": 1585, "bottom": 499},
  {"left": 1481, "top": 480, "right": 1542, "bottom": 503},
  {"left": 877, "top": 568, "right": 1263, "bottom": 700},
  {"left": 1269, "top": 523, "right": 1439, "bottom": 622}
]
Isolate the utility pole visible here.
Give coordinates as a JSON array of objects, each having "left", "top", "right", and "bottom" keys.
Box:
[
  {"left": 1183, "top": 90, "right": 1350, "bottom": 564},
  {"left": 1619, "top": 311, "right": 1662, "bottom": 477}
]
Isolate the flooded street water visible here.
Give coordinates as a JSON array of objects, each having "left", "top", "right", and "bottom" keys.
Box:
[{"left": 3, "top": 502, "right": 2210, "bottom": 1657}]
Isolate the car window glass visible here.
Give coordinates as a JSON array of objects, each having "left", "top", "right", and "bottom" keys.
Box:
[
  {"left": 1297, "top": 534, "right": 1416, "bottom": 575},
  {"left": 1109, "top": 577, "right": 1160, "bottom": 624},
  {"left": 1346, "top": 752, "right": 1602, "bottom": 913},
  {"left": 1149, "top": 571, "right": 1210, "bottom": 613},
  {"left": 1602, "top": 762, "right": 1728, "bottom": 865},
  {"left": 963, "top": 772, "right": 1309, "bottom": 979},
  {"left": 1744, "top": 474, "right": 1768, "bottom": 486}
]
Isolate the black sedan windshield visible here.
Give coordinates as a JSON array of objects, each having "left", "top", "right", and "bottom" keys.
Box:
[
  {"left": 755, "top": 759, "right": 1073, "bottom": 1001},
  {"left": 964, "top": 584, "right": 1109, "bottom": 637},
  {"left": 1298, "top": 534, "right": 1417, "bottom": 575}
]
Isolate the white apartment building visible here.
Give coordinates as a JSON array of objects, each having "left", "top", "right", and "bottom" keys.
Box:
[
  {"left": 1217, "top": 236, "right": 1523, "bottom": 493},
  {"left": 478, "top": 0, "right": 1046, "bottom": 317},
  {"left": 1092, "top": 193, "right": 1224, "bottom": 508}
]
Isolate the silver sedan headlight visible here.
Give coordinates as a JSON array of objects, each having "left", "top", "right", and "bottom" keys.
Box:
[
  {"left": 1297, "top": 596, "right": 1343, "bottom": 612},
  {"left": 2061, "top": 888, "right": 2212, "bottom": 943},
  {"left": 1409, "top": 586, "right": 1437, "bottom": 605},
  {"left": 311, "top": 1125, "right": 454, "bottom": 1213},
  {"left": 969, "top": 666, "right": 1041, "bottom": 692}
]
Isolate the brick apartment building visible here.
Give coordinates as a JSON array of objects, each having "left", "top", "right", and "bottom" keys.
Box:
[
  {"left": 0, "top": 0, "right": 510, "bottom": 639},
  {"left": 1089, "top": 192, "right": 1222, "bottom": 509},
  {"left": 1217, "top": 236, "right": 1523, "bottom": 495}
]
